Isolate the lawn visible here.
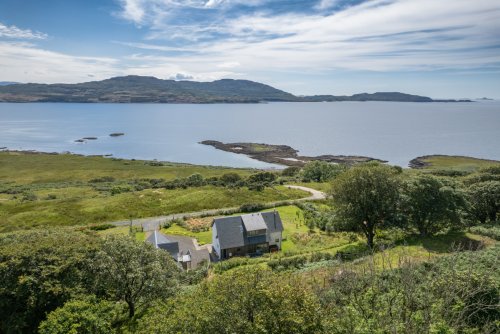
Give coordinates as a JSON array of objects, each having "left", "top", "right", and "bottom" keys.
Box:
[{"left": 161, "top": 224, "right": 212, "bottom": 245}]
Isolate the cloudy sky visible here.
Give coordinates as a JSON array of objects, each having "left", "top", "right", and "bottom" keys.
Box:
[{"left": 1, "top": 0, "right": 499, "bottom": 98}]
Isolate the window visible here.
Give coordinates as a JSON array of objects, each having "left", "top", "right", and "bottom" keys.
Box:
[
  {"left": 275, "top": 238, "right": 279, "bottom": 243},
  {"left": 247, "top": 229, "right": 266, "bottom": 237}
]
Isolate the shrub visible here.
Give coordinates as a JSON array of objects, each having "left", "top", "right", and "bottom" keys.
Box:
[
  {"left": 185, "top": 173, "right": 205, "bottom": 187},
  {"left": 281, "top": 166, "right": 301, "bottom": 177},
  {"left": 89, "top": 176, "right": 115, "bottom": 183},
  {"left": 89, "top": 224, "right": 115, "bottom": 231},
  {"left": 220, "top": 173, "right": 242, "bottom": 186},
  {"left": 469, "top": 225, "right": 500, "bottom": 240},
  {"left": 239, "top": 203, "right": 268, "bottom": 213},
  {"left": 302, "top": 161, "right": 346, "bottom": 182},
  {"left": 21, "top": 192, "right": 37, "bottom": 202}
]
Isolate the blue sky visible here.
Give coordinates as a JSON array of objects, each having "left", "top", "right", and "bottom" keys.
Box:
[{"left": 1, "top": 0, "right": 499, "bottom": 98}]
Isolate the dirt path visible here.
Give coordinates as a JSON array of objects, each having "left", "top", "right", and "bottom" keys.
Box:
[{"left": 110, "top": 185, "right": 326, "bottom": 231}]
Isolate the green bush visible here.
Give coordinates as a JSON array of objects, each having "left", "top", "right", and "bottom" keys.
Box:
[
  {"left": 470, "top": 225, "right": 500, "bottom": 240},
  {"left": 239, "top": 202, "right": 268, "bottom": 213},
  {"left": 302, "top": 161, "right": 346, "bottom": 182}
]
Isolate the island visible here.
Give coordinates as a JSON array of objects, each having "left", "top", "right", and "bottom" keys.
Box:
[
  {"left": 0, "top": 75, "right": 471, "bottom": 103},
  {"left": 200, "top": 140, "right": 386, "bottom": 167}
]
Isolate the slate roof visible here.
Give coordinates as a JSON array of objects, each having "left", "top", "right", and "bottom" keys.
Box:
[
  {"left": 164, "top": 235, "right": 210, "bottom": 268},
  {"left": 146, "top": 231, "right": 179, "bottom": 258},
  {"left": 213, "top": 211, "right": 283, "bottom": 250},
  {"left": 241, "top": 213, "right": 267, "bottom": 232},
  {"left": 261, "top": 211, "right": 284, "bottom": 233}
]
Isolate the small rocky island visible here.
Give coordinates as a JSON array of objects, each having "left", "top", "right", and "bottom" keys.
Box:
[
  {"left": 200, "top": 140, "right": 386, "bottom": 167},
  {"left": 109, "top": 132, "right": 125, "bottom": 137}
]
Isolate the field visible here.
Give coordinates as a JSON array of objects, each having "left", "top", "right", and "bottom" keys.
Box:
[
  {"left": 0, "top": 151, "right": 257, "bottom": 184},
  {"left": 0, "top": 152, "right": 307, "bottom": 232}
]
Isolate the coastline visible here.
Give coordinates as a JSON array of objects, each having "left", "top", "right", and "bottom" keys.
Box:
[{"left": 1, "top": 147, "right": 498, "bottom": 170}]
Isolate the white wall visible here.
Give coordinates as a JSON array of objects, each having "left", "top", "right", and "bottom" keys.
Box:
[
  {"left": 212, "top": 223, "right": 221, "bottom": 258},
  {"left": 268, "top": 231, "right": 282, "bottom": 249}
]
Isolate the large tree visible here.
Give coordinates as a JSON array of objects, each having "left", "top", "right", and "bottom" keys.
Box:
[
  {"left": 402, "top": 174, "right": 465, "bottom": 236},
  {"left": 466, "top": 181, "right": 500, "bottom": 224},
  {"left": 89, "top": 236, "right": 179, "bottom": 318},
  {"left": 0, "top": 230, "right": 101, "bottom": 334},
  {"left": 330, "top": 163, "right": 400, "bottom": 248}
]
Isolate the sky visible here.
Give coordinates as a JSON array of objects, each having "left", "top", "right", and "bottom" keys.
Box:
[{"left": 0, "top": 0, "right": 499, "bottom": 98}]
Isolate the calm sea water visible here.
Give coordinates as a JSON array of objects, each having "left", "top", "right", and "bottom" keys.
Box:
[{"left": 0, "top": 101, "right": 499, "bottom": 168}]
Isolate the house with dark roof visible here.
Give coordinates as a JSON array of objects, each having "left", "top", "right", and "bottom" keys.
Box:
[
  {"left": 146, "top": 230, "right": 210, "bottom": 270},
  {"left": 212, "top": 211, "right": 283, "bottom": 260}
]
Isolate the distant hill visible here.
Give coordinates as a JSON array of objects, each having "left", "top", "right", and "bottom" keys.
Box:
[
  {"left": 0, "top": 82, "right": 18, "bottom": 86},
  {"left": 0, "top": 76, "right": 469, "bottom": 103},
  {"left": 0, "top": 76, "right": 296, "bottom": 103}
]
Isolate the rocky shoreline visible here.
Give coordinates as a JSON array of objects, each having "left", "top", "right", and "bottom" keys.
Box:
[{"left": 200, "top": 140, "right": 386, "bottom": 167}]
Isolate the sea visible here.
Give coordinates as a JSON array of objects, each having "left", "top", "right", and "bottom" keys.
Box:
[{"left": 0, "top": 101, "right": 499, "bottom": 168}]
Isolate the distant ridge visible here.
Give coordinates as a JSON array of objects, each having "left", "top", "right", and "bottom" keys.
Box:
[
  {"left": 0, "top": 82, "right": 18, "bottom": 86},
  {"left": 0, "top": 75, "right": 470, "bottom": 103}
]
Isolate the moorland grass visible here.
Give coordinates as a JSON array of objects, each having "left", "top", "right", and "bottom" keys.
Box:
[{"left": 0, "top": 152, "right": 308, "bottom": 231}]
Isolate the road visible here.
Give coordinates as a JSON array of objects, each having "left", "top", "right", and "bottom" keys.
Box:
[{"left": 110, "top": 185, "right": 326, "bottom": 231}]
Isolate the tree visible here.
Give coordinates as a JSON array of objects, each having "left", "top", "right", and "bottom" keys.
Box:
[
  {"left": 402, "top": 174, "right": 465, "bottom": 236},
  {"left": 0, "top": 230, "right": 101, "bottom": 334},
  {"left": 38, "top": 296, "right": 124, "bottom": 334},
  {"left": 330, "top": 163, "right": 400, "bottom": 248},
  {"left": 137, "top": 267, "right": 323, "bottom": 334},
  {"left": 89, "top": 236, "right": 179, "bottom": 318},
  {"left": 466, "top": 181, "right": 500, "bottom": 224},
  {"left": 302, "top": 161, "right": 345, "bottom": 182}
]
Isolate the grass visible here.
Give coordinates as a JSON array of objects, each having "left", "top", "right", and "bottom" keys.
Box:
[
  {"left": 160, "top": 205, "right": 356, "bottom": 254},
  {"left": 0, "top": 186, "right": 306, "bottom": 232},
  {"left": 419, "top": 155, "right": 499, "bottom": 172},
  {"left": 248, "top": 143, "right": 273, "bottom": 152},
  {"left": 0, "top": 151, "right": 257, "bottom": 185},
  {"left": 97, "top": 226, "right": 145, "bottom": 242},
  {"left": 161, "top": 224, "right": 212, "bottom": 245},
  {"left": 0, "top": 151, "right": 309, "bottom": 232}
]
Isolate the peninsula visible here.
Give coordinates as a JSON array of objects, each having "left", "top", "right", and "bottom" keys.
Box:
[{"left": 200, "top": 140, "right": 386, "bottom": 166}]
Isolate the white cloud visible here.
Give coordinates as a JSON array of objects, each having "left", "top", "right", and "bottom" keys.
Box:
[
  {"left": 2, "top": 0, "right": 500, "bottom": 90},
  {"left": 217, "top": 61, "right": 240, "bottom": 68},
  {"left": 0, "top": 22, "right": 48, "bottom": 39},
  {"left": 0, "top": 42, "right": 118, "bottom": 83},
  {"left": 118, "top": 0, "right": 146, "bottom": 23},
  {"left": 117, "top": 0, "right": 500, "bottom": 73}
]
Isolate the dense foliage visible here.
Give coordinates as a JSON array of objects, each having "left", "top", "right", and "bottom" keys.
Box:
[
  {"left": 0, "top": 230, "right": 180, "bottom": 333},
  {"left": 330, "top": 163, "right": 401, "bottom": 248}
]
